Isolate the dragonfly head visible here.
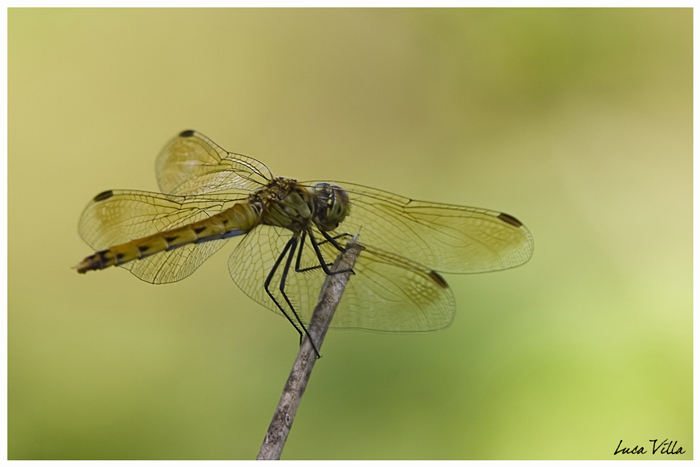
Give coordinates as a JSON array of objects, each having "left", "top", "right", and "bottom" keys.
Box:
[{"left": 312, "top": 183, "right": 350, "bottom": 231}]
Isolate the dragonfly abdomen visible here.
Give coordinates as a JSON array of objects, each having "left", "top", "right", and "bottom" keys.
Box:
[{"left": 75, "top": 202, "right": 260, "bottom": 274}]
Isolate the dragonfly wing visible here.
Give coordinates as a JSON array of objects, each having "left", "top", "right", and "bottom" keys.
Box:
[
  {"left": 332, "top": 243, "right": 455, "bottom": 331},
  {"left": 228, "top": 226, "right": 454, "bottom": 332},
  {"left": 301, "top": 181, "right": 534, "bottom": 274},
  {"left": 156, "top": 130, "right": 273, "bottom": 195},
  {"left": 121, "top": 241, "right": 229, "bottom": 284},
  {"left": 78, "top": 189, "right": 243, "bottom": 283},
  {"left": 227, "top": 225, "right": 294, "bottom": 318}
]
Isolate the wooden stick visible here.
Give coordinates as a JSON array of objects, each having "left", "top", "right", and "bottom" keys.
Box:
[{"left": 256, "top": 236, "right": 362, "bottom": 460}]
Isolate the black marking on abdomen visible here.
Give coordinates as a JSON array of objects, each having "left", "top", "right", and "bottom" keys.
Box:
[
  {"left": 164, "top": 235, "right": 178, "bottom": 243},
  {"left": 497, "top": 213, "right": 523, "bottom": 228},
  {"left": 179, "top": 130, "right": 195, "bottom": 137},
  {"left": 138, "top": 245, "right": 149, "bottom": 253},
  {"left": 193, "top": 226, "right": 206, "bottom": 235},
  {"left": 96, "top": 250, "right": 110, "bottom": 268},
  {"left": 93, "top": 190, "right": 114, "bottom": 202}
]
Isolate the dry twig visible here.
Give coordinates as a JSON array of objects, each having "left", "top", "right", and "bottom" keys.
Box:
[{"left": 256, "top": 236, "right": 362, "bottom": 460}]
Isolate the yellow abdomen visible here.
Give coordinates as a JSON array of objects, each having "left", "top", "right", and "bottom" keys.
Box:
[{"left": 75, "top": 202, "right": 260, "bottom": 273}]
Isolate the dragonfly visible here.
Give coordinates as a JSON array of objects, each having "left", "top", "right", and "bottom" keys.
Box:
[{"left": 75, "top": 130, "right": 534, "bottom": 354}]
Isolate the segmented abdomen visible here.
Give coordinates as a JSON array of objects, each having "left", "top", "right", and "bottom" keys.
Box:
[{"left": 75, "top": 202, "right": 259, "bottom": 273}]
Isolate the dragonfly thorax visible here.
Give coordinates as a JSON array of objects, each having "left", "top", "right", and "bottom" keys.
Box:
[{"left": 254, "top": 177, "right": 317, "bottom": 232}]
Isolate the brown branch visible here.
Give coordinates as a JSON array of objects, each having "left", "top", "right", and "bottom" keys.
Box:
[{"left": 256, "top": 236, "right": 362, "bottom": 460}]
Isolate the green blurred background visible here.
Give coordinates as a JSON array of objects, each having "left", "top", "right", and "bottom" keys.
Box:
[{"left": 8, "top": 8, "right": 692, "bottom": 460}]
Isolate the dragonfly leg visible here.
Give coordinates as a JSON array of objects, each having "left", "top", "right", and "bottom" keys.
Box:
[
  {"left": 263, "top": 236, "right": 309, "bottom": 346},
  {"left": 295, "top": 232, "right": 355, "bottom": 273},
  {"left": 294, "top": 231, "right": 315, "bottom": 273},
  {"left": 308, "top": 231, "right": 355, "bottom": 276},
  {"left": 278, "top": 236, "right": 321, "bottom": 358},
  {"left": 319, "top": 231, "right": 353, "bottom": 252},
  {"left": 295, "top": 231, "right": 356, "bottom": 274},
  {"left": 295, "top": 230, "right": 332, "bottom": 273}
]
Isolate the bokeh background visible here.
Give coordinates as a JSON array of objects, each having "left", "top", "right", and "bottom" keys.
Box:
[{"left": 8, "top": 8, "right": 691, "bottom": 460}]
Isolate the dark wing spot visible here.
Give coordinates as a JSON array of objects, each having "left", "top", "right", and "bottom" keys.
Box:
[
  {"left": 93, "top": 190, "right": 114, "bottom": 202},
  {"left": 193, "top": 226, "right": 206, "bottom": 235},
  {"left": 497, "top": 213, "right": 523, "bottom": 228},
  {"left": 428, "top": 270, "right": 449, "bottom": 289},
  {"left": 179, "top": 130, "right": 196, "bottom": 138}
]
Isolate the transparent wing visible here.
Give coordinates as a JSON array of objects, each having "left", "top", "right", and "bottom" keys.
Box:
[
  {"left": 122, "top": 241, "right": 229, "bottom": 284},
  {"left": 156, "top": 130, "right": 273, "bottom": 195},
  {"left": 78, "top": 189, "right": 245, "bottom": 283},
  {"left": 300, "top": 181, "right": 534, "bottom": 274},
  {"left": 228, "top": 226, "right": 455, "bottom": 332}
]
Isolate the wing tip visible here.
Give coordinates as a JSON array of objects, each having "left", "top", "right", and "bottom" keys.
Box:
[
  {"left": 93, "top": 190, "right": 114, "bottom": 202},
  {"left": 428, "top": 270, "right": 450, "bottom": 289},
  {"left": 497, "top": 212, "right": 523, "bottom": 228}
]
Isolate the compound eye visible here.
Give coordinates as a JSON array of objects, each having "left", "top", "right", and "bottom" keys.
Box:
[
  {"left": 313, "top": 182, "right": 331, "bottom": 193},
  {"left": 313, "top": 183, "right": 350, "bottom": 231}
]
